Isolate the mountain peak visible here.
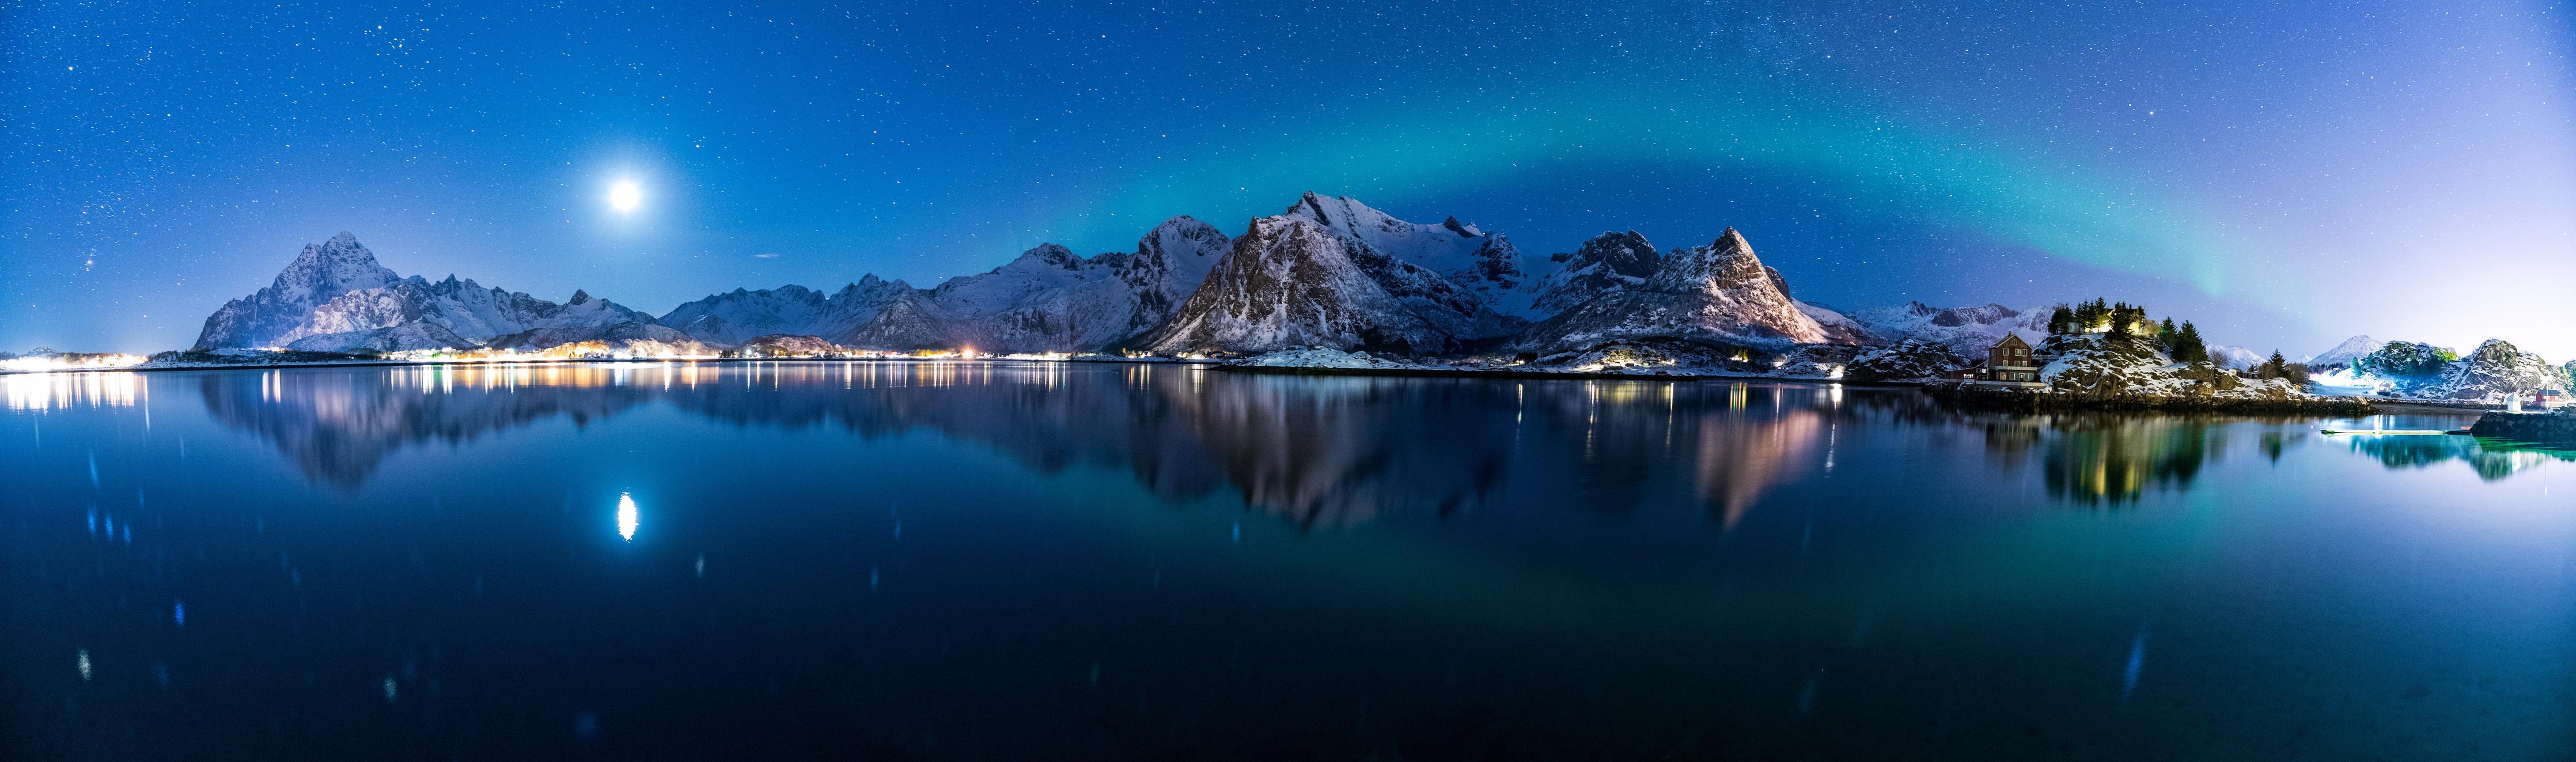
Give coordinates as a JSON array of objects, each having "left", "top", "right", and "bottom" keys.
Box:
[
  {"left": 568, "top": 289, "right": 592, "bottom": 305},
  {"left": 1011, "top": 243, "right": 1081, "bottom": 270}
]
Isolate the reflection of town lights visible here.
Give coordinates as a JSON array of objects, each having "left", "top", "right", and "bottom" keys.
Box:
[{"left": 617, "top": 492, "right": 638, "bottom": 541}]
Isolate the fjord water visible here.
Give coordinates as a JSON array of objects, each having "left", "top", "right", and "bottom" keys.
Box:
[{"left": 3, "top": 364, "right": 2571, "bottom": 760}]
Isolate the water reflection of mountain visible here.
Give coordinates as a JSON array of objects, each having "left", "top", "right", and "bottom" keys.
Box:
[
  {"left": 2340, "top": 434, "right": 2575, "bottom": 480},
  {"left": 191, "top": 363, "right": 1842, "bottom": 527},
  {"left": 197, "top": 366, "right": 653, "bottom": 488}
]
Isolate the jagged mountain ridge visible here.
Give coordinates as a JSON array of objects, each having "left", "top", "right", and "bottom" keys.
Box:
[
  {"left": 194, "top": 233, "right": 669, "bottom": 353},
  {"left": 198, "top": 195, "right": 1972, "bottom": 358},
  {"left": 656, "top": 216, "right": 1232, "bottom": 353},
  {"left": 1137, "top": 216, "right": 1446, "bottom": 355},
  {"left": 1511, "top": 229, "right": 1831, "bottom": 353}
]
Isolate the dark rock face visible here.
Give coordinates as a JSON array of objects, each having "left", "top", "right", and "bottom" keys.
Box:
[{"left": 1531, "top": 231, "right": 1661, "bottom": 316}]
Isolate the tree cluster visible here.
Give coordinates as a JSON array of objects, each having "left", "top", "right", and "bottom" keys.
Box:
[
  {"left": 2045, "top": 298, "right": 2207, "bottom": 363},
  {"left": 2354, "top": 341, "right": 2458, "bottom": 379},
  {"left": 2254, "top": 351, "right": 2310, "bottom": 385}
]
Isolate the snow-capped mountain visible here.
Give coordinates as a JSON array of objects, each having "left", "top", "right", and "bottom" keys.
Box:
[
  {"left": 2206, "top": 344, "right": 2267, "bottom": 371},
  {"left": 2304, "top": 335, "right": 2379, "bottom": 369},
  {"left": 195, "top": 233, "right": 401, "bottom": 349},
  {"left": 659, "top": 216, "right": 1231, "bottom": 353},
  {"left": 1512, "top": 229, "right": 1831, "bottom": 353},
  {"left": 1528, "top": 231, "right": 1660, "bottom": 317},
  {"left": 661, "top": 277, "right": 946, "bottom": 349},
  {"left": 2423, "top": 339, "right": 2568, "bottom": 402},
  {"left": 1279, "top": 193, "right": 1528, "bottom": 338},
  {"left": 924, "top": 217, "right": 1232, "bottom": 352},
  {"left": 195, "top": 233, "right": 665, "bottom": 352},
  {"left": 1138, "top": 215, "right": 1446, "bottom": 355},
  {"left": 1841, "top": 302, "right": 2050, "bottom": 355}
]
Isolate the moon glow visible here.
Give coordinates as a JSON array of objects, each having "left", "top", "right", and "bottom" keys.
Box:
[{"left": 608, "top": 181, "right": 643, "bottom": 213}]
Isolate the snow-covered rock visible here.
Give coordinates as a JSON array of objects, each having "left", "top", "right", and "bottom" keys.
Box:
[
  {"left": 1511, "top": 228, "right": 1832, "bottom": 354},
  {"left": 1845, "top": 339, "right": 1969, "bottom": 383}
]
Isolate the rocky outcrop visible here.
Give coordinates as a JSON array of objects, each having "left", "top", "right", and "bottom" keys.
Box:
[
  {"left": 2471, "top": 410, "right": 2576, "bottom": 443},
  {"left": 1844, "top": 339, "right": 1968, "bottom": 383}
]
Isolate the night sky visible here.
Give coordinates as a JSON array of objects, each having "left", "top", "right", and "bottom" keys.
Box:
[{"left": 6, "top": 1, "right": 2570, "bottom": 357}]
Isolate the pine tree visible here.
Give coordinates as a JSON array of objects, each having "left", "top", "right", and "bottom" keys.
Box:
[
  {"left": 2174, "top": 322, "right": 2210, "bottom": 363},
  {"left": 2048, "top": 305, "right": 2077, "bottom": 335}
]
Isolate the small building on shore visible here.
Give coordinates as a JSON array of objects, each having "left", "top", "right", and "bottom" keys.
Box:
[{"left": 1949, "top": 333, "right": 2046, "bottom": 388}]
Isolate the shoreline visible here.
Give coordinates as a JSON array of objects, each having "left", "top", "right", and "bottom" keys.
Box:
[
  {"left": 1213, "top": 363, "right": 1863, "bottom": 384},
  {"left": 0, "top": 355, "right": 1228, "bottom": 377},
  {"left": 1920, "top": 382, "right": 2380, "bottom": 416}
]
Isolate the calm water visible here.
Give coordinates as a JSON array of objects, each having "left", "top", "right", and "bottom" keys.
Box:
[{"left": 4, "top": 362, "right": 2573, "bottom": 760}]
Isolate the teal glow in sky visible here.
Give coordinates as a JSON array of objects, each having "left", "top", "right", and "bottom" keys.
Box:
[{"left": 5, "top": 0, "right": 2571, "bottom": 357}]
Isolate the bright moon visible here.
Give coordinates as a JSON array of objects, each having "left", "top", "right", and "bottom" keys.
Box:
[{"left": 608, "top": 181, "right": 642, "bottom": 213}]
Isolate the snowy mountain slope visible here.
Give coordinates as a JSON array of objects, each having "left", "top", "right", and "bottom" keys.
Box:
[
  {"left": 1528, "top": 231, "right": 1659, "bottom": 317},
  {"left": 1512, "top": 229, "right": 1833, "bottom": 353},
  {"left": 2423, "top": 339, "right": 2567, "bottom": 401},
  {"left": 1138, "top": 216, "right": 1445, "bottom": 355},
  {"left": 1279, "top": 193, "right": 1527, "bottom": 336},
  {"left": 283, "top": 321, "right": 473, "bottom": 354},
  {"left": 195, "top": 233, "right": 666, "bottom": 352},
  {"left": 2305, "top": 335, "right": 2378, "bottom": 369},
  {"left": 194, "top": 233, "right": 402, "bottom": 349},
  {"left": 1842, "top": 302, "right": 2051, "bottom": 354},
  {"left": 660, "top": 276, "right": 941, "bottom": 349},
  {"left": 658, "top": 217, "right": 1230, "bottom": 353},
  {"left": 2206, "top": 344, "right": 2267, "bottom": 370}
]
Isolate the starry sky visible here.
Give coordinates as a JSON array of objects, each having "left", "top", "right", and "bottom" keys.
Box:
[{"left": 6, "top": 1, "right": 2571, "bottom": 357}]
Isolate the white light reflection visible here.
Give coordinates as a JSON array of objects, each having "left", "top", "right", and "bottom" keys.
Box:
[{"left": 616, "top": 492, "right": 639, "bottom": 541}]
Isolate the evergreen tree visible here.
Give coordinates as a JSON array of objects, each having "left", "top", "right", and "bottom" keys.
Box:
[
  {"left": 2260, "top": 350, "right": 2289, "bottom": 380},
  {"left": 2048, "top": 305, "right": 2077, "bottom": 335},
  {"left": 2157, "top": 317, "right": 2179, "bottom": 351},
  {"left": 2173, "top": 322, "right": 2210, "bottom": 363}
]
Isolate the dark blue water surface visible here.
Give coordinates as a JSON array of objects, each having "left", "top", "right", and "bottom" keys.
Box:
[{"left": 3, "top": 362, "right": 2572, "bottom": 760}]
